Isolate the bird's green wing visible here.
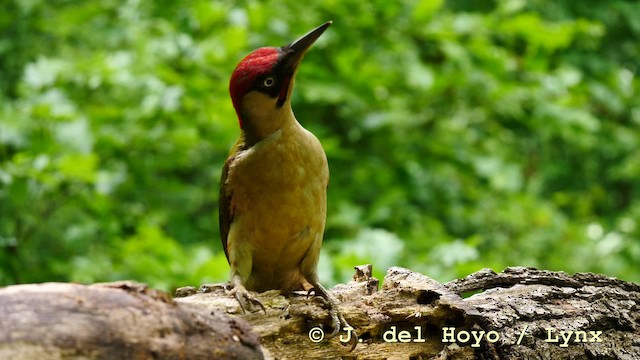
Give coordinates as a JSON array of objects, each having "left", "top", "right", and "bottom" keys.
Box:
[{"left": 219, "top": 135, "right": 246, "bottom": 263}]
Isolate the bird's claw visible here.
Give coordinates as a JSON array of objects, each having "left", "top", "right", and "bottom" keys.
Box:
[
  {"left": 306, "top": 287, "right": 316, "bottom": 298},
  {"left": 309, "top": 285, "right": 358, "bottom": 350},
  {"left": 328, "top": 307, "right": 357, "bottom": 351},
  {"left": 325, "top": 306, "right": 343, "bottom": 337},
  {"left": 228, "top": 285, "right": 266, "bottom": 314}
]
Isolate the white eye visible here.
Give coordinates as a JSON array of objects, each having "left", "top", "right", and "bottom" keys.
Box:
[{"left": 263, "top": 77, "right": 275, "bottom": 88}]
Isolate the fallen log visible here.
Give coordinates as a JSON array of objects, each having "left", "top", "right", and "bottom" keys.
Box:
[
  {"left": 174, "top": 265, "right": 640, "bottom": 359},
  {"left": 0, "top": 281, "right": 262, "bottom": 359},
  {"left": 1, "top": 266, "right": 638, "bottom": 359}
]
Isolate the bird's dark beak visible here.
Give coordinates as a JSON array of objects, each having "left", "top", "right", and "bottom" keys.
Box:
[{"left": 281, "top": 21, "right": 332, "bottom": 72}]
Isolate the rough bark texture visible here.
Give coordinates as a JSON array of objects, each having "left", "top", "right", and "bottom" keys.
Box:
[
  {"left": 0, "top": 281, "right": 262, "bottom": 359},
  {"left": 175, "top": 265, "right": 640, "bottom": 360},
  {"left": 1, "top": 266, "right": 638, "bottom": 359},
  {"left": 445, "top": 267, "right": 640, "bottom": 360}
]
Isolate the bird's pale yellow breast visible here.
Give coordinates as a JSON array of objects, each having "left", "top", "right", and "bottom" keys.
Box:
[{"left": 225, "top": 120, "right": 328, "bottom": 291}]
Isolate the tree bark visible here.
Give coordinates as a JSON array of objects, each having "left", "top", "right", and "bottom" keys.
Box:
[
  {"left": 1, "top": 266, "right": 638, "bottom": 359},
  {"left": 0, "top": 281, "right": 262, "bottom": 359}
]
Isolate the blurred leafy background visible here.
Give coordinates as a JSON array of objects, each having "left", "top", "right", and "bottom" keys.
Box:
[{"left": 1, "top": 0, "right": 639, "bottom": 291}]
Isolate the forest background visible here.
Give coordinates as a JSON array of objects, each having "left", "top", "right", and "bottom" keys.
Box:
[{"left": 1, "top": 0, "right": 639, "bottom": 291}]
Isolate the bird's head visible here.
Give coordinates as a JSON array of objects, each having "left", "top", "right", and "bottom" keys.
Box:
[{"left": 229, "top": 21, "right": 331, "bottom": 144}]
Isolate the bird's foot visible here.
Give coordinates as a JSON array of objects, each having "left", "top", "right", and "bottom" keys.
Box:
[
  {"left": 227, "top": 283, "right": 266, "bottom": 314},
  {"left": 309, "top": 284, "right": 357, "bottom": 350}
]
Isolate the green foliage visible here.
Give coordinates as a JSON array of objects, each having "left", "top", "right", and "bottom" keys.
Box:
[{"left": 1, "top": 0, "right": 639, "bottom": 291}]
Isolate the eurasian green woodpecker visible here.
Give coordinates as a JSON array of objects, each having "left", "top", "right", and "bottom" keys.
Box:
[{"left": 220, "top": 21, "right": 349, "bottom": 336}]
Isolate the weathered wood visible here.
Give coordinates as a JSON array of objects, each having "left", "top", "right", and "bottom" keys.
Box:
[
  {"left": 0, "top": 281, "right": 263, "bottom": 359},
  {"left": 1, "top": 266, "right": 638, "bottom": 359},
  {"left": 175, "top": 266, "right": 639, "bottom": 360},
  {"left": 445, "top": 267, "right": 640, "bottom": 360},
  {"left": 176, "top": 266, "right": 480, "bottom": 359}
]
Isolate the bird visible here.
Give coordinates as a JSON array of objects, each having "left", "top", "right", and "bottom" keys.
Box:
[{"left": 219, "top": 21, "right": 350, "bottom": 337}]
